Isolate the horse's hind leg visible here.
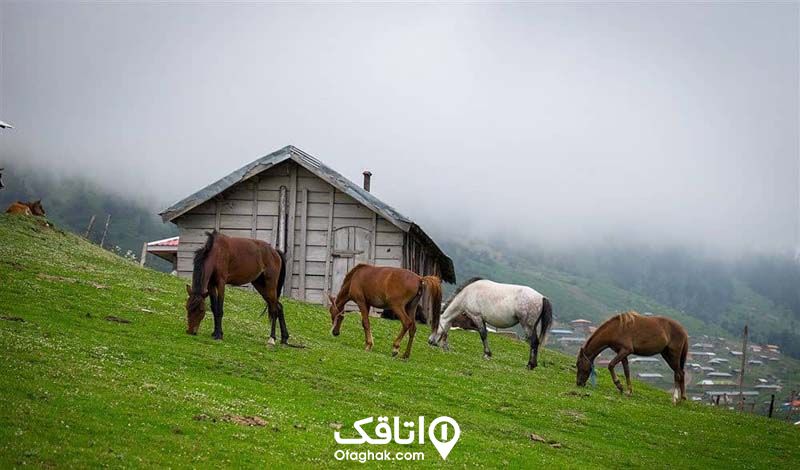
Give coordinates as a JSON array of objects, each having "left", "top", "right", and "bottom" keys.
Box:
[
  {"left": 390, "top": 302, "right": 412, "bottom": 358},
  {"left": 252, "top": 275, "right": 281, "bottom": 345},
  {"left": 527, "top": 334, "right": 540, "bottom": 369},
  {"left": 662, "top": 349, "right": 684, "bottom": 404}
]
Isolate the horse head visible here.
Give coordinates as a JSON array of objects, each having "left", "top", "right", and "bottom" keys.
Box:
[
  {"left": 328, "top": 295, "right": 344, "bottom": 336},
  {"left": 28, "top": 200, "right": 45, "bottom": 216},
  {"left": 576, "top": 347, "right": 594, "bottom": 386},
  {"left": 185, "top": 284, "right": 208, "bottom": 335}
]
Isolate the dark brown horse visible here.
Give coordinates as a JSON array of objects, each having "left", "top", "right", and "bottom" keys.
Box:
[
  {"left": 6, "top": 200, "right": 45, "bottom": 216},
  {"left": 328, "top": 264, "right": 442, "bottom": 359},
  {"left": 186, "top": 231, "right": 287, "bottom": 345},
  {"left": 576, "top": 311, "right": 688, "bottom": 404}
]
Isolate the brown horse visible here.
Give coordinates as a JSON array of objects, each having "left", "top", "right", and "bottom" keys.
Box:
[
  {"left": 6, "top": 200, "right": 45, "bottom": 216},
  {"left": 576, "top": 311, "right": 688, "bottom": 403},
  {"left": 328, "top": 264, "right": 442, "bottom": 359},
  {"left": 186, "top": 231, "right": 288, "bottom": 345}
]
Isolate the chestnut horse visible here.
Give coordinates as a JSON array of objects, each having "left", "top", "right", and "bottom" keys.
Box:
[
  {"left": 576, "top": 311, "right": 688, "bottom": 404},
  {"left": 328, "top": 264, "right": 442, "bottom": 359},
  {"left": 6, "top": 200, "right": 45, "bottom": 216},
  {"left": 185, "top": 231, "right": 288, "bottom": 345}
]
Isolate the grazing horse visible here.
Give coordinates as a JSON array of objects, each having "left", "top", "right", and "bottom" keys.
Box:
[
  {"left": 428, "top": 278, "right": 553, "bottom": 369},
  {"left": 328, "top": 264, "right": 442, "bottom": 359},
  {"left": 185, "top": 231, "right": 288, "bottom": 345},
  {"left": 6, "top": 200, "right": 45, "bottom": 216},
  {"left": 575, "top": 311, "right": 688, "bottom": 404}
]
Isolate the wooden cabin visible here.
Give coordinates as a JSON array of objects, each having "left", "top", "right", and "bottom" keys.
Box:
[{"left": 159, "top": 145, "right": 456, "bottom": 305}]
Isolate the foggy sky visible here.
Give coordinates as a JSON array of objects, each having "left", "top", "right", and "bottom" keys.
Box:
[{"left": 1, "top": 2, "right": 798, "bottom": 253}]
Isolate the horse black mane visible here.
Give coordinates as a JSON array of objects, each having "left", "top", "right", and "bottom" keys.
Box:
[
  {"left": 191, "top": 230, "right": 218, "bottom": 295},
  {"left": 442, "top": 277, "right": 483, "bottom": 312}
]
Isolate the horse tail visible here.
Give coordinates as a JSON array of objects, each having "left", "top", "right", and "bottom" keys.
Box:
[
  {"left": 192, "top": 230, "right": 217, "bottom": 295},
  {"left": 276, "top": 248, "right": 287, "bottom": 298},
  {"left": 535, "top": 297, "right": 553, "bottom": 345},
  {"left": 421, "top": 276, "right": 442, "bottom": 330}
]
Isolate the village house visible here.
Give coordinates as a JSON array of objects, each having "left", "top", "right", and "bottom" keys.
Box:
[{"left": 159, "top": 146, "right": 456, "bottom": 305}]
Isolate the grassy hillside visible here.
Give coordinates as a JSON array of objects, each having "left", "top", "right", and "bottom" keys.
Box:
[{"left": 0, "top": 215, "right": 797, "bottom": 469}]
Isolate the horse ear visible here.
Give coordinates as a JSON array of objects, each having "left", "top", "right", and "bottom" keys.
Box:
[{"left": 185, "top": 284, "right": 192, "bottom": 296}]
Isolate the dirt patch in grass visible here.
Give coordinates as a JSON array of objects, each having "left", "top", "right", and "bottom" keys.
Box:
[
  {"left": 104, "top": 316, "right": 131, "bottom": 324},
  {"left": 0, "top": 315, "right": 25, "bottom": 322},
  {"left": 529, "top": 433, "right": 564, "bottom": 448},
  {"left": 1, "top": 260, "right": 24, "bottom": 270},
  {"left": 37, "top": 273, "right": 108, "bottom": 289},
  {"left": 221, "top": 414, "right": 268, "bottom": 427}
]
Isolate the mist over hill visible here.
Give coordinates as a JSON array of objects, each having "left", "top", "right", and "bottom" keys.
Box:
[{"left": 2, "top": 162, "right": 798, "bottom": 358}]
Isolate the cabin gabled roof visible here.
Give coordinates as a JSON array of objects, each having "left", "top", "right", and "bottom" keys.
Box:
[{"left": 159, "top": 145, "right": 455, "bottom": 282}]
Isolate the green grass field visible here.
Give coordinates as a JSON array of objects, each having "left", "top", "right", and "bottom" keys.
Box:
[{"left": 1, "top": 215, "right": 797, "bottom": 468}]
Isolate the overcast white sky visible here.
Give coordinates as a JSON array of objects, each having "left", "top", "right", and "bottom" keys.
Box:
[{"left": 1, "top": 2, "right": 798, "bottom": 253}]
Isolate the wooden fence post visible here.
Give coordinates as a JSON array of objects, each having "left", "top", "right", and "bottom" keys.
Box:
[
  {"left": 99, "top": 214, "right": 111, "bottom": 248},
  {"left": 139, "top": 242, "right": 148, "bottom": 267},
  {"left": 788, "top": 391, "right": 797, "bottom": 423},
  {"left": 84, "top": 215, "right": 96, "bottom": 238},
  {"left": 768, "top": 394, "right": 775, "bottom": 418},
  {"left": 737, "top": 324, "right": 748, "bottom": 411}
]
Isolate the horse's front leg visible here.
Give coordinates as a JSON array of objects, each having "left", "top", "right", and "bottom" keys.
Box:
[
  {"left": 478, "top": 320, "right": 492, "bottom": 359},
  {"left": 357, "top": 302, "right": 373, "bottom": 352},
  {"left": 607, "top": 349, "right": 631, "bottom": 393},
  {"left": 211, "top": 283, "right": 225, "bottom": 340},
  {"left": 622, "top": 357, "right": 632, "bottom": 396}
]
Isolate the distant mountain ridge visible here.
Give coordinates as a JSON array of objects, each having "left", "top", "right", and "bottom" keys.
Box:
[{"left": 442, "top": 238, "right": 800, "bottom": 359}]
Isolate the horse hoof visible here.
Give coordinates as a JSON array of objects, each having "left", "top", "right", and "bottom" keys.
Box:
[
  {"left": 624, "top": 390, "right": 632, "bottom": 397},
  {"left": 391, "top": 350, "right": 399, "bottom": 357},
  {"left": 267, "top": 337, "right": 276, "bottom": 347},
  {"left": 365, "top": 345, "right": 373, "bottom": 352},
  {"left": 483, "top": 354, "right": 491, "bottom": 360},
  {"left": 527, "top": 363, "right": 536, "bottom": 370}
]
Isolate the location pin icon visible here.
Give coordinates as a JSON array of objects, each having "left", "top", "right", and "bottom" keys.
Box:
[{"left": 428, "top": 416, "right": 460, "bottom": 460}]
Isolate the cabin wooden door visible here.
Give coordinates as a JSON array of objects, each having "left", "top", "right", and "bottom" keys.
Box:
[{"left": 330, "top": 225, "right": 372, "bottom": 308}]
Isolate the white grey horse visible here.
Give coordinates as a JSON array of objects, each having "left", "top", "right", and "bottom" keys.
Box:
[{"left": 428, "top": 277, "right": 553, "bottom": 369}]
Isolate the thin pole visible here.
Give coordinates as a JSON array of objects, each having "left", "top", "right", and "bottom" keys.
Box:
[
  {"left": 788, "top": 391, "right": 797, "bottom": 423},
  {"left": 84, "top": 215, "right": 96, "bottom": 238},
  {"left": 768, "top": 394, "right": 775, "bottom": 418},
  {"left": 99, "top": 214, "right": 111, "bottom": 248},
  {"left": 139, "top": 242, "right": 148, "bottom": 267},
  {"left": 737, "top": 324, "right": 748, "bottom": 411}
]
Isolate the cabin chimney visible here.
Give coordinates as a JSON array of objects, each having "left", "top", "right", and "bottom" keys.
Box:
[{"left": 362, "top": 170, "right": 372, "bottom": 192}]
